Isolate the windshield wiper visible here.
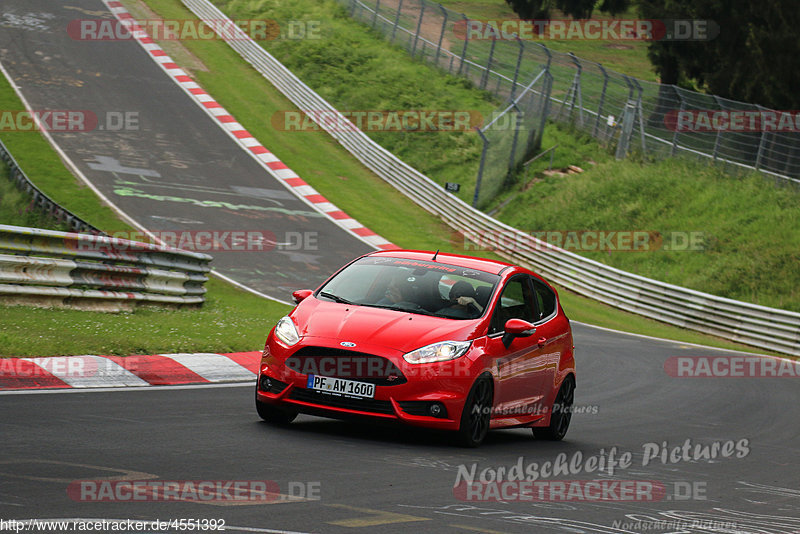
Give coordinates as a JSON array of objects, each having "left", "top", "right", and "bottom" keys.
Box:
[{"left": 319, "top": 291, "right": 355, "bottom": 305}]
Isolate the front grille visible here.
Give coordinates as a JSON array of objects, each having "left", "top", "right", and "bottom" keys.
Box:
[
  {"left": 288, "top": 387, "right": 394, "bottom": 415},
  {"left": 286, "top": 346, "right": 407, "bottom": 386}
]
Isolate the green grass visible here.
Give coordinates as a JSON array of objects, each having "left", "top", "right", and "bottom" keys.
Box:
[
  {"left": 0, "top": 81, "right": 128, "bottom": 234},
  {"left": 0, "top": 162, "right": 69, "bottom": 231},
  {"left": 0, "top": 278, "right": 288, "bottom": 356}
]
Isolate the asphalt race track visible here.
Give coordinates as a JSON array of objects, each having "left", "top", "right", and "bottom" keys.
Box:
[
  {"left": 0, "top": 0, "right": 374, "bottom": 301},
  {"left": 1, "top": 1, "right": 799, "bottom": 533},
  {"left": 2, "top": 324, "right": 798, "bottom": 533}
]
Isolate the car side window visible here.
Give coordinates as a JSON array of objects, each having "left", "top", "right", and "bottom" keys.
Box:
[
  {"left": 489, "top": 276, "right": 536, "bottom": 335},
  {"left": 531, "top": 277, "right": 557, "bottom": 322}
]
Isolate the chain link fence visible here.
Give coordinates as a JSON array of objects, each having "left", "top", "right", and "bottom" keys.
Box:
[{"left": 342, "top": 0, "right": 800, "bottom": 206}]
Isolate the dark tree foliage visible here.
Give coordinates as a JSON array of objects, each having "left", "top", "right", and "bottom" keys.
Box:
[
  {"left": 504, "top": 0, "right": 630, "bottom": 20},
  {"left": 639, "top": 0, "right": 800, "bottom": 109}
]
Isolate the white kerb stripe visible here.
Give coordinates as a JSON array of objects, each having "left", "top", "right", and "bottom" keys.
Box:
[
  {"left": 314, "top": 202, "right": 338, "bottom": 212},
  {"left": 337, "top": 219, "right": 363, "bottom": 229},
  {"left": 161, "top": 353, "right": 256, "bottom": 382},
  {"left": 239, "top": 137, "right": 262, "bottom": 148},
  {"left": 22, "top": 356, "right": 149, "bottom": 388},
  {"left": 293, "top": 185, "right": 319, "bottom": 197},
  {"left": 272, "top": 168, "right": 298, "bottom": 180}
]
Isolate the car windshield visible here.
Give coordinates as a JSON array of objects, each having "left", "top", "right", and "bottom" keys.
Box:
[{"left": 317, "top": 256, "right": 500, "bottom": 319}]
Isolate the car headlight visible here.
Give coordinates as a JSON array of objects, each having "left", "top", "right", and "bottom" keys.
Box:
[
  {"left": 403, "top": 341, "right": 471, "bottom": 364},
  {"left": 274, "top": 316, "right": 300, "bottom": 346}
]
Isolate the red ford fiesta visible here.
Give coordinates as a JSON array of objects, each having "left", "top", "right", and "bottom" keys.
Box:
[{"left": 256, "top": 250, "right": 575, "bottom": 447}]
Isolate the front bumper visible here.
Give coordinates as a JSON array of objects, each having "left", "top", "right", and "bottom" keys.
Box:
[{"left": 256, "top": 340, "right": 481, "bottom": 430}]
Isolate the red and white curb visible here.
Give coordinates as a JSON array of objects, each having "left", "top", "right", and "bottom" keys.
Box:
[
  {"left": 103, "top": 0, "right": 396, "bottom": 252},
  {"left": 0, "top": 352, "right": 261, "bottom": 390}
]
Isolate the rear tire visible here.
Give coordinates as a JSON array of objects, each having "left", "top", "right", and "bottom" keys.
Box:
[
  {"left": 456, "top": 376, "right": 493, "bottom": 448},
  {"left": 256, "top": 397, "right": 297, "bottom": 425},
  {"left": 532, "top": 376, "right": 574, "bottom": 441}
]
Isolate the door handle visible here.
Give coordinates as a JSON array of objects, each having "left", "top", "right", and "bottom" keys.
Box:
[{"left": 537, "top": 337, "right": 547, "bottom": 346}]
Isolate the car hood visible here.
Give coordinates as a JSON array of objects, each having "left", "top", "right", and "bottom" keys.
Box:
[{"left": 291, "top": 298, "right": 485, "bottom": 353}]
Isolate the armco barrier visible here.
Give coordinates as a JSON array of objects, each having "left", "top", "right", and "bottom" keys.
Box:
[
  {"left": 0, "top": 139, "right": 103, "bottom": 235},
  {"left": 0, "top": 224, "right": 211, "bottom": 310},
  {"left": 180, "top": 0, "right": 800, "bottom": 356}
]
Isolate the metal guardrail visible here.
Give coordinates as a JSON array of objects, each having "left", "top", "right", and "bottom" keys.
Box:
[
  {"left": 182, "top": 0, "right": 800, "bottom": 356},
  {"left": 0, "top": 139, "right": 104, "bottom": 235},
  {"left": 0, "top": 224, "right": 212, "bottom": 309}
]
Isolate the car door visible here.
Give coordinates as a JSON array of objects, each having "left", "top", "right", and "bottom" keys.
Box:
[
  {"left": 486, "top": 275, "right": 549, "bottom": 418},
  {"left": 529, "top": 276, "right": 565, "bottom": 409}
]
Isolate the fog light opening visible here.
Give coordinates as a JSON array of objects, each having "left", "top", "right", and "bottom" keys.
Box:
[{"left": 429, "top": 402, "right": 446, "bottom": 418}]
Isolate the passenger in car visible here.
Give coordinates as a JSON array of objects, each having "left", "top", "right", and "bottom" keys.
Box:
[{"left": 442, "top": 281, "right": 483, "bottom": 318}]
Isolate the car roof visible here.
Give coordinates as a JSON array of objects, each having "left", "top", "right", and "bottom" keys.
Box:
[{"left": 367, "top": 249, "right": 518, "bottom": 276}]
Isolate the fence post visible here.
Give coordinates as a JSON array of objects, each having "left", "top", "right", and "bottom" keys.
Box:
[
  {"left": 390, "top": 0, "right": 404, "bottom": 43},
  {"left": 481, "top": 36, "right": 496, "bottom": 90},
  {"left": 507, "top": 103, "right": 523, "bottom": 173},
  {"left": 410, "top": 0, "right": 426, "bottom": 57},
  {"left": 371, "top": 0, "right": 381, "bottom": 28},
  {"left": 671, "top": 86, "right": 684, "bottom": 156},
  {"left": 509, "top": 38, "right": 524, "bottom": 101},
  {"left": 434, "top": 5, "right": 448, "bottom": 67},
  {"left": 349, "top": 0, "right": 358, "bottom": 17},
  {"left": 711, "top": 95, "right": 723, "bottom": 161},
  {"left": 631, "top": 77, "right": 646, "bottom": 154},
  {"left": 754, "top": 105, "right": 768, "bottom": 170},
  {"left": 473, "top": 127, "right": 490, "bottom": 208},
  {"left": 457, "top": 14, "right": 469, "bottom": 75},
  {"left": 568, "top": 52, "right": 584, "bottom": 127},
  {"left": 593, "top": 64, "right": 608, "bottom": 139}
]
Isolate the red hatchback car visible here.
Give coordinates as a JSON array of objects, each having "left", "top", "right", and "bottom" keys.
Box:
[{"left": 256, "top": 250, "right": 575, "bottom": 446}]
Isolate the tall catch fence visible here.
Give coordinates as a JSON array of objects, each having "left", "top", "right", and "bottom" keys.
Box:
[{"left": 343, "top": 0, "right": 800, "bottom": 207}]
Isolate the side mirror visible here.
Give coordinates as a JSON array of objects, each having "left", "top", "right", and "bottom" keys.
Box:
[
  {"left": 502, "top": 318, "right": 536, "bottom": 349},
  {"left": 292, "top": 289, "right": 313, "bottom": 304}
]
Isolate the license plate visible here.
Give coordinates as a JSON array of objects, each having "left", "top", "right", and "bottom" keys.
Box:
[{"left": 306, "top": 374, "right": 375, "bottom": 399}]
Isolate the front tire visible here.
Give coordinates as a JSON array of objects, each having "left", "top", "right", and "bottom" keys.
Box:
[
  {"left": 457, "top": 376, "right": 493, "bottom": 447},
  {"left": 256, "top": 397, "right": 297, "bottom": 425},
  {"left": 532, "top": 376, "right": 574, "bottom": 441}
]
